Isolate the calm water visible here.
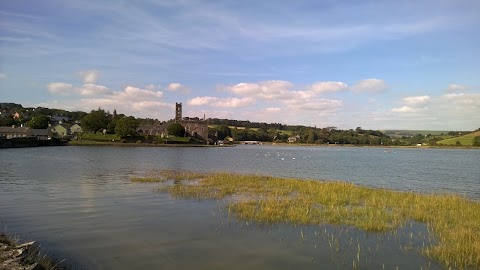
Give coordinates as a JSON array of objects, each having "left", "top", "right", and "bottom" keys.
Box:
[{"left": 1, "top": 145, "right": 479, "bottom": 269}]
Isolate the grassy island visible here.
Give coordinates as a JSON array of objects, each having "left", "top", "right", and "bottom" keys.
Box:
[{"left": 133, "top": 170, "right": 480, "bottom": 269}]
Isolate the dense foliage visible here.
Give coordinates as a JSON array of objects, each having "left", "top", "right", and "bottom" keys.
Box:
[
  {"left": 167, "top": 122, "right": 185, "bottom": 137},
  {"left": 473, "top": 136, "right": 480, "bottom": 147},
  {"left": 81, "top": 109, "right": 111, "bottom": 133},
  {"left": 114, "top": 117, "right": 139, "bottom": 138},
  {"left": 28, "top": 115, "right": 50, "bottom": 129}
]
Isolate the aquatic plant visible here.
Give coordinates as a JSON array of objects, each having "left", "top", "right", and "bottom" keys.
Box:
[{"left": 132, "top": 170, "right": 480, "bottom": 269}]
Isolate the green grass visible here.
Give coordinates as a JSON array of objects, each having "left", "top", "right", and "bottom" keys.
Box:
[
  {"left": 208, "top": 125, "right": 293, "bottom": 136},
  {"left": 81, "top": 133, "right": 121, "bottom": 142},
  {"left": 132, "top": 170, "right": 480, "bottom": 269},
  {"left": 437, "top": 131, "right": 480, "bottom": 146},
  {"left": 383, "top": 130, "right": 451, "bottom": 136}
]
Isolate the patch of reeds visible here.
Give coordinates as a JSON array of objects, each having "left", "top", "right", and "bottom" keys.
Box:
[
  {"left": 0, "top": 232, "right": 71, "bottom": 270},
  {"left": 132, "top": 170, "right": 480, "bottom": 269},
  {"left": 131, "top": 169, "right": 207, "bottom": 183}
]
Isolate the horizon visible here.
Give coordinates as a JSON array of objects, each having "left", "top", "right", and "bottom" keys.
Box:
[{"left": 1, "top": 1, "right": 479, "bottom": 130}]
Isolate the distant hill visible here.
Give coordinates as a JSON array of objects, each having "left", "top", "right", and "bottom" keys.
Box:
[{"left": 437, "top": 131, "right": 480, "bottom": 146}]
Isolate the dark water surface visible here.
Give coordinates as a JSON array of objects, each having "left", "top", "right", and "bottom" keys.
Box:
[{"left": 1, "top": 145, "right": 479, "bottom": 269}]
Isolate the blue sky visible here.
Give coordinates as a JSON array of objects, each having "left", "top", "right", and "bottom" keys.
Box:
[{"left": 1, "top": 0, "right": 479, "bottom": 130}]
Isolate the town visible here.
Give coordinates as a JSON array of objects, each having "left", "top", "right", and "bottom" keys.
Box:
[{"left": 1, "top": 102, "right": 479, "bottom": 148}]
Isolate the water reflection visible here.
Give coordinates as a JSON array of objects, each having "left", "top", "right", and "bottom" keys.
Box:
[{"left": 0, "top": 146, "right": 478, "bottom": 269}]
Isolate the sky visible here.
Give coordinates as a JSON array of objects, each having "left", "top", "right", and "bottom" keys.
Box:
[{"left": 0, "top": 0, "right": 479, "bottom": 130}]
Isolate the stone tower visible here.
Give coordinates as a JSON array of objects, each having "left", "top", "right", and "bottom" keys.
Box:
[{"left": 175, "top": 102, "right": 182, "bottom": 122}]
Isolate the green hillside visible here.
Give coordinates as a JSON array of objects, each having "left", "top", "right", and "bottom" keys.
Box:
[{"left": 437, "top": 131, "right": 480, "bottom": 146}]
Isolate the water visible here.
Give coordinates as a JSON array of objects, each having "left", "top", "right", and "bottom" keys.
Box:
[{"left": 1, "top": 145, "right": 479, "bottom": 269}]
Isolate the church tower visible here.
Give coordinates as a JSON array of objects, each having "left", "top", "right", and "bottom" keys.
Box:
[{"left": 175, "top": 102, "right": 182, "bottom": 122}]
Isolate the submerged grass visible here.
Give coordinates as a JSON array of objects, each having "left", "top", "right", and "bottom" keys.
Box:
[{"left": 132, "top": 170, "right": 480, "bottom": 269}]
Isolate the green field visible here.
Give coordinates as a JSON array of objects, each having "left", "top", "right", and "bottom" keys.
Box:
[
  {"left": 383, "top": 130, "right": 451, "bottom": 136},
  {"left": 81, "top": 133, "right": 121, "bottom": 141},
  {"left": 437, "top": 131, "right": 480, "bottom": 146}
]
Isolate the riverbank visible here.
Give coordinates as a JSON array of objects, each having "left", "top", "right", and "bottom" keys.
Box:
[
  {"left": 269, "top": 142, "right": 479, "bottom": 149},
  {"left": 132, "top": 170, "right": 480, "bottom": 269},
  {"left": 68, "top": 140, "right": 232, "bottom": 147},
  {"left": 0, "top": 137, "right": 68, "bottom": 148},
  {"left": 0, "top": 233, "right": 67, "bottom": 270}
]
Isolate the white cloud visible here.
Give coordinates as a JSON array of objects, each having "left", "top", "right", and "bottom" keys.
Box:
[
  {"left": 78, "top": 84, "right": 112, "bottom": 96},
  {"left": 46, "top": 82, "right": 75, "bottom": 95},
  {"left": 402, "top": 95, "right": 431, "bottom": 105},
  {"left": 77, "top": 70, "right": 100, "bottom": 84},
  {"left": 286, "top": 98, "right": 343, "bottom": 111},
  {"left": 0, "top": 73, "right": 6, "bottom": 79},
  {"left": 391, "top": 106, "right": 419, "bottom": 113},
  {"left": 167, "top": 82, "right": 189, "bottom": 93},
  {"left": 224, "top": 80, "right": 293, "bottom": 100},
  {"left": 442, "top": 93, "right": 480, "bottom": 106},
  {"left": 309, "top": 81, "right": 348, "bottom": 94},
  {"left": 265, "top": 107, "right": 281, "bottom": 113},
  {"left": 188, "top": 96, "right": 255, "bottom": 108},
  {"left": 114, "top": 86, "right": 164, "bottom": 101},
  {"left": 447, "top": 84, "right": 467, "bottom": 91},
  {"left": 350, "top": 79, "right": 387, "bottom": 94}
]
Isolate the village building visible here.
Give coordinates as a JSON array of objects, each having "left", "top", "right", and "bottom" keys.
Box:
[
  {"left": 0, "top": 126, "right": 32, "bottom": 139},
  {"left": 288, "top": 135, "right": 300, "bottom": 143},
  {"left": 50, "top": 123, "right": 69, "bottom": 138},
  {"left": 70, "top": 123, "right": 83, "bottom": 135},
  {"left": 136, "top": 102, "right": 209, "bottom": 144}
]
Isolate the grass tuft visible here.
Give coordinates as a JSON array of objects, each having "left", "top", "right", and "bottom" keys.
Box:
[{"left": 132, "top": 170, "right": 480, "bottom": 269}]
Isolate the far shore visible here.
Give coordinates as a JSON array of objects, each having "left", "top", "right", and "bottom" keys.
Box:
[{"left": 68, "top": 140, "right": 479, "bottom": 149}]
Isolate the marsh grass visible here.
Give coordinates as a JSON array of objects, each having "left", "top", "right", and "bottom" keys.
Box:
[
  {"left": 0, "top": 232, "right": 70, "bottom": 270},
  {"left": 131, "top": 169, "right": 207, "bottom": 183},
  {"left": 132, "top": 170, "right": 480, "bottom": 269}
]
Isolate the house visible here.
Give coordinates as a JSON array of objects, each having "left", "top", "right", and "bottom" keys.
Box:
[
  {"left": 51, "top": 115, "right": 70, "bottom": 124},
  {"left": 50, "top": 124, "right": 69, "bottom": 138},
  {"left": 0, "top": 126, "right": 32, "bottom": 139},
  {"left": 137, "top": 124, "right": 166, "bottom": 136},
  {"left": 70, "top": 123, "right": 83, "bottom": 134},
  {"left": 31, "top": 129, "right": 50, "bottom": 140},
  {"left": 288, "top": 135, "right": 300, "bottom": 143}
]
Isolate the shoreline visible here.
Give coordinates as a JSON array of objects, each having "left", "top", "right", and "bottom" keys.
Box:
[
  {"left": 0, "top": 232, "right": 68, "bottom": 270},
  {"left": 68, "top": 140, "right": 479, "bottom": 149},
  {"left": 68, "top": 140, "right": 232, "bottom": 147}
]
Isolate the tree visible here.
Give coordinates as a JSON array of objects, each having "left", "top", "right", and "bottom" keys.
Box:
[
  {"left": 473, "top": 136, "right": 480, "bottom": 147},
  {"left": 0, "top": 115, "right": 16, "bottom": 126},
  {"left": 306, "top": 129, "right": 317, "bottom": 144},
  {"left": 115, "top": 117, "right": 139, "bottom": 137},
  {"left": 167, "top": 122, "right": 185, "bottom": 137},
  {"left": 81, "top": 108, "right": 111, "bottom": 133},
  {"left": 215, "top": 125, "right": 232, "bottom": 140},
  {"left": 28, "top": 115, "right": 49, "bottom": 129}
]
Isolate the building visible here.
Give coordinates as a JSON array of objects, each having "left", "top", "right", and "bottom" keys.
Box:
[
  {"left": 70, "top": 123, "right": 83, "bottom": 134},
  {"left": 175, "top": 103, "right": 208, "bottom": 142},
  {"left": 0, "top": 126, "right": 51, "bottom": 140},
  {"left": 288, "top": 135, "right": 300, "bottom": 143},
  {"left": 0, "top": 126, "right": 32, "bottom": 139},
  {"left": 50, "top": 124, "right": 69, "bottom": 138},
  {"left": 136, "top": 102, "right": 209, "bottom": 143},
  {"left": 137, "top": 124, "right": 166, "bottom": 136}
]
